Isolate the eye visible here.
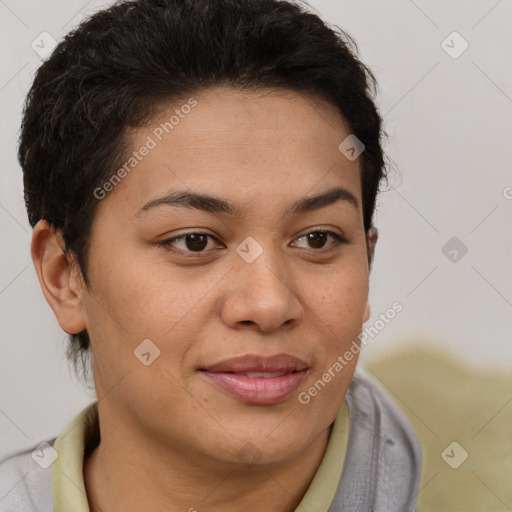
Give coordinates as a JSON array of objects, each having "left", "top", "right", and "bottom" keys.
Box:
[
  {"left": 158, "top": 232, "right": 222, "bottom": 255},
  {"left": 158, "top": 229, "right": 348, "bottom": 257},
  {"left": 291, "top": 230, "right": 347, "bottom": 251}
]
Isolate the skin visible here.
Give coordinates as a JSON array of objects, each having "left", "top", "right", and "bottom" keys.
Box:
[{"left": 31, "top": 86, "right": 378, "bottom": 512}]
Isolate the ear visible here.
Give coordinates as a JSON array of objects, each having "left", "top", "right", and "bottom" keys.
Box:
[
  {"left": 362, "top": 226, "right": 378, "bottom": 324},
  {"left": 366, "top": 225, "right": 378, "bottom": 270},
  {"left": 31, "top": 220, "right": 86, "bottom": 335}
]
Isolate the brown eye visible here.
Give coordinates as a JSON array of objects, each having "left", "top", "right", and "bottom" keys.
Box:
[
  {"left": 159, "top": 232, "right": 219, "bottom": 254},
  {"left": 184, "top": 234, "right": 208, "bottom": 251},
  {"left": 159, "top": 229, "right": 347, "bottom": 257},
  {"left": 306, "top": 232, "right": 328, "bottom": 249},
  {"left": 292, "top": 230, "right": 347, "bottom": 251}
]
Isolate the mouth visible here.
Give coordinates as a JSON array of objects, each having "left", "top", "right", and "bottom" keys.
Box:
[{"left": 198, "top": 353, "right": 309, "bottom": 405}]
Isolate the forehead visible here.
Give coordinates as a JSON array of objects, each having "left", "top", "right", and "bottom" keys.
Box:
[
  {"left": 147, "top": 86, "right": 354, "bottom": 150},
  {"left": 97, "top": 86, "right": 363, "bottom": 218}
]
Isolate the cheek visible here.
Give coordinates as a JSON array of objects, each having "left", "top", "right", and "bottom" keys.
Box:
[
  {"left": 301, "top": 260, "right": 368, "bottom": 387},
  {"left": 305, "top": 262, "right": 369, "bottom": 330},
  {"left": 83, "top": 248, "right": 225, "bottom": 361},
  {"left": 300, "top": 266, "right": 367, "bottom": 415},
  {"left": 87, "top": 249, "right": 175, "bottom": 329}
]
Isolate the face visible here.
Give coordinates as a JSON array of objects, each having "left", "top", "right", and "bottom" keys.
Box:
[{"left": 62, "top": 87, "right": 372, "bottom": 468}]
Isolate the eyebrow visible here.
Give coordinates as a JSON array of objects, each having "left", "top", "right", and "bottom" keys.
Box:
[{"left": 137, "top": 186, "right": 359, "bottom": 217}]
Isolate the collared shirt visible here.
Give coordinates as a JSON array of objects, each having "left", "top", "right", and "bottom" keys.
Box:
[{"left": 51, "top": 400, "right": 350, "bottom": 511}]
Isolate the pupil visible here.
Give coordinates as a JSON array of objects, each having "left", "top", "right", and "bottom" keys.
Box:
[
  {"left": 186, "top": 234, "right": 208, "bottom": 251},
  {"left": 308, "top": 232, "right": 326, "bottom": 249}
]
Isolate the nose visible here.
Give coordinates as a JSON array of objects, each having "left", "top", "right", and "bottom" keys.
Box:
[{"left": 219, "top": 246, "right": 304, "bottom": 333}]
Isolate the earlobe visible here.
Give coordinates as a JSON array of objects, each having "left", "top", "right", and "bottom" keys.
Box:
[
  {"left": 362, "top": 303, "right": 370, "bottom": 323},
  {"left": 31, "top": 220, "right": 86, "bottom": 334}
]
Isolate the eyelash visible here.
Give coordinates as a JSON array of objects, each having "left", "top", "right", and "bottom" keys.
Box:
[{"left": 158, "top": 229, "right": 348, "bottom": 257}]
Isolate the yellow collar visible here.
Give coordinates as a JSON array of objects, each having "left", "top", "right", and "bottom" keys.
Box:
[{"left": 52, "top": 401, "right": 349, "bottom": 511}]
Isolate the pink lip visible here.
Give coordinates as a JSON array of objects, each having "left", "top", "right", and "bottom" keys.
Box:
[
  {"left": 199, "top": 353, "right": 309, "bottom": 405},
  {"left": 200, "top": 353, "right": 308, "bottom": 373}
]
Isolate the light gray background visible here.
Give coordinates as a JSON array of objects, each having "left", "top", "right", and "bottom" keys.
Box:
[{"left": 1, "top": 0, "right": 511, "bottom": 461}]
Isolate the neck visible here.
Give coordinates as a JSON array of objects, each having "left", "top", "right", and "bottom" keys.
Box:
[{"left": 83, "top": 407, "right": 332, "bottom": 512}]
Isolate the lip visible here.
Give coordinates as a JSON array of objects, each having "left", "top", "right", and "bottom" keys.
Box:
[
  {"left": 198, "top": 353, "right": 309, "bottom": 405},
  {"left": 200, "top": 353, "right": 309, "bottom": 373}
]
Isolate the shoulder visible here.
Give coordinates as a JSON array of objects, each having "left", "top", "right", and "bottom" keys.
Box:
[
  {"left": 348, "top": 366, "right": 423, "bottom": 462},
  {"left": 0, "top": 441, "right": 56, "bottom": 512},
  {"left": 330, "top": 367, "right": 422, "bottom": 512}
]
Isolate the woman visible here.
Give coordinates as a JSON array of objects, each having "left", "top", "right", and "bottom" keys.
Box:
[{"left": 0, "top": 0, "right": 421, "bottom": 510}]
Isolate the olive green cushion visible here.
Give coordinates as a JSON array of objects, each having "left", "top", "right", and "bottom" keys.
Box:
[{"left": 364, "top": 347, "right": 511, "bottom": 512}]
